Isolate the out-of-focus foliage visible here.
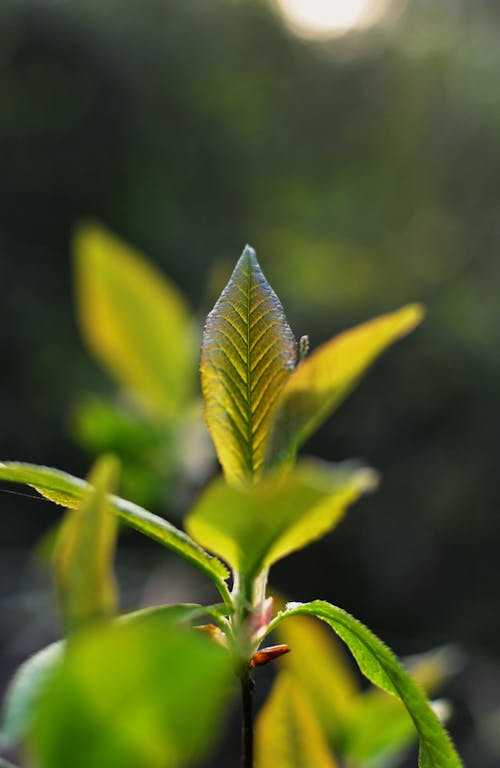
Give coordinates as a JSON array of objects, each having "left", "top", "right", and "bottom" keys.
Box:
[
  {"left": 75, "top": 224, "right": 195, "bottom": 420},
  {"left": 53, "top": 455, "right": 119, "bottom": 632},
  {"left": 29, "top": 613, "right": 232, "bottom": 768},
  {"left": 1, "top": 605, "right": 215, "bottom": 747},
  {"left": 256, "top": 671, "right": 339, "bottom": 768}
]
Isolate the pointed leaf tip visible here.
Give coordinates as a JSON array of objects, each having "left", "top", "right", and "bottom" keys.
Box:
[
  {"left": 243, "top": 244, "right": 257, "bottom": 259},
  {"left": 201, "top": 246, "right": 296, "bottom": 486}
]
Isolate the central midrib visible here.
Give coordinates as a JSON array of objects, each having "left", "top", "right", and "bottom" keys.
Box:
[{"left": 245, "top": 263, "right": 254, "bottom": 477}]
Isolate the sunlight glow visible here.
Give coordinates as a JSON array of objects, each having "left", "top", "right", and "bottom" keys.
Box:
[{"left": 275, "top": 0, "right": 391, "bottom": 38}]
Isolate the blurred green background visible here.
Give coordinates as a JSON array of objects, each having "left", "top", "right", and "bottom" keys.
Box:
[{"left": 1, "top": 0, "right": 500, "bottom": 764}]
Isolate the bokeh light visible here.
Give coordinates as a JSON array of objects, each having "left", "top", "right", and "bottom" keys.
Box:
[{"left": 275, "top": 0, "right": 393, "bottom": 38}]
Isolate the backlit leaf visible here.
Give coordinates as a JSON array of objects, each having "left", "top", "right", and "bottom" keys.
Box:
[
  {"left": 255, "top": 672, "right": 338, "bottom": 768},
  {"left": 29, "top": 613, "right": 232, "bottom": 768},
  {"left": 268, "top": 601, "right": 463, "bottom": 768},
  {"left": 201, "top": 245, "right": 296, "bottom": 487},
  {"left": 0, "top": 463, "right": 230, "bottom": 593},
  {"left": 74, "top": 223, "right": 195, "bottom": 420},
  {"left": 186, "top": 460, "right": 377, "bottom": 579},
  {"left": 267, "top": 305, "right": 424, "bottom": 465},
  {"left": 53, "top": 456, "right": 119, "bottom": 632}
]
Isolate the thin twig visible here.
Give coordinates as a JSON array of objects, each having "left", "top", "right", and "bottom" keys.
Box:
[{"left": 241, "top": 667, "right": 255, "bottom": 768}]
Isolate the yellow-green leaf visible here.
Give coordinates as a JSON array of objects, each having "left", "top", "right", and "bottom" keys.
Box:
[
  {"left": 0, "top": 463, "right": 230, "bottom": 594},
  {"left": 267, "top": 304, "right": 424, "bottom": 465},
  {"left": 201, "top": 245, "right": 296, "bottom": 487},
  {"left": 53, "top": 456, "right": 119, "bottom": 632},
  {"left": 74, "top": 223, "right": 195, "bottom": 420},
  {"left": 255, "top": 672, "right": 338, "bottom": 768},
  {"left": 186, "top": 459, "right": 377, "bottom": 579}
]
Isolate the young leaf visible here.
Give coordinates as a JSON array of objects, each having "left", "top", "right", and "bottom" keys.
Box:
[
  {"left": 267, "top": 304, "right": 424, "bottom": 466},
  {"left": 53, "top": 456, "right": 119, "bottom": 632},
  {"left": 0, "top": 463, "right": 230, "bottom": 595},
  {"left": 268, "top": 601, "right": 463, "bottom": 768},
  {"left": 74, "top": 223, "right": 195, "bottom": 420},
  {"left": 201, "top": 245, "right": 296, "bottom": 487},
  {"left": 186, "top": 459, "right": 377, "bottom": 579},
  {"left": 255, "top": 672, "right": 338, "bottom": 768},
  {"left": 29, "top": 613, "right": 233, "bottom": 768}
]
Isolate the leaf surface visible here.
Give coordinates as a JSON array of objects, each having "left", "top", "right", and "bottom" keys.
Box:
[
  {"left": 267, "top": 305, "right": 424, "bottom": 465},
  {"left": 53, "top": 456, "right": 119, "bottom": 632},
  {"left": 268, "top": 601, "right": 463, "bottom": 768},
  {"left": 74, "top": 224, "right": 195, "bottom": 420},
  {"left": 255, "top": 672, "right": 338, "bottom": 768},
  {"left": 29, "top": 613, "right": 232, "bottom": 768},
  {"left": 0, "top": 463, "right": 229, "bottom": 591},
  {"left": 186, "top": 460, "right": 376, "bottom": 578},
  {"left": 201, "top": 246, "right": 296, "bottom": 486}
]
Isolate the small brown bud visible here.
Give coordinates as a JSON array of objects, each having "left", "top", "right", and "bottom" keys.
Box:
[{"left": 250, "top": 644, "right": 291, "bottom": 668}]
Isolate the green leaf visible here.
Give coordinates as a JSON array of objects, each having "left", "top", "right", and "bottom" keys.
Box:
[
  {"left": 201, "top": 245, "right": 296, "bottom": 487},
  {"left": 268, "top": 601, "right": 463, "bottom": 768},
  {"left": 267, "top": 304, "right": 424, "bottom": 465},
  {"left": 53, "top": 456, "right": 119, "bottom": 632},
  {"left": 29, "top": 613, "right": 232, "bottom": 768},
  {"left": 255, "top": 671, "right": 338, "bottom": 768},
  {"left": 0, "top": 463, "right": 230, "bottom": 595},
  {"left": 186, "top": 459, "right": 377, "bottom": 579},
  {"left": 0, "top": 604, "right": 216, "bottom": 746},
  {"left": 74, "top": 223, "right": 195, "bottom": 420}
]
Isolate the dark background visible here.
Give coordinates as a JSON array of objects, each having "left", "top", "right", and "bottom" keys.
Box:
[{"left": 1, "top": 0, "right": 500, "bottom": 764}]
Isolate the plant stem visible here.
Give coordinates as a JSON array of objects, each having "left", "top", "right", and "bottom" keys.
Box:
[{"left": 241, "top": 666, "right": 255, "bottom": 768}]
